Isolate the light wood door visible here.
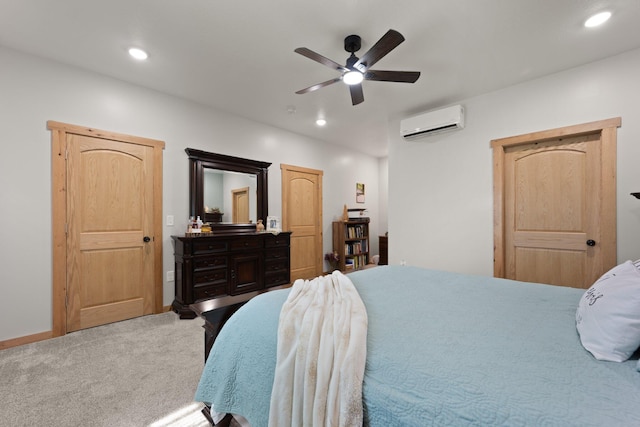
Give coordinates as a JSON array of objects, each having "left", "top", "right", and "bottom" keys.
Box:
[
  {"left": 50, "top": 122, "right": 164, "bottom": 336},
  {"left": 492, "top": 118, "right": 619, "bottom": 288},
  {"left": 281, "top": 164, "right": 323, "bottom": 282},
  {"left": 232, "top": 187, "right": 250, "bottom": 223}
]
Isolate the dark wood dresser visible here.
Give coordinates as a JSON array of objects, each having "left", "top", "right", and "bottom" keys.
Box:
[
  {"left": 171, "top": 231, "right": 291, "bottom": 318},
  {"left": 379, "top": 235, "right": 388, "bottom": 265}
]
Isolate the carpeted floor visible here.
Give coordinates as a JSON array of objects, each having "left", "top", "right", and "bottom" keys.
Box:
[{"left": 0, "top": 312, "right": 211, "bottom": 427}]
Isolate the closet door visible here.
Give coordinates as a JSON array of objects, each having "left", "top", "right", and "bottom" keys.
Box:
[
  {"left": 66, "top": 136, "right": 156, "bottom": 331},
  {"left": 50, "top": 121, "right": 164, "bottom": 335},
  {"left": 281, "top": 164, "right": 323, "bottom": 282},
  {"left": 492, "top": 119, "right": 619, "bottom": 288}
]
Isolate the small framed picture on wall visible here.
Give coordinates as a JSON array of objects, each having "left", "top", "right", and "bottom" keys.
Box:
[{"left": 356, "top": 182, "right": 365, "bottom": 203}]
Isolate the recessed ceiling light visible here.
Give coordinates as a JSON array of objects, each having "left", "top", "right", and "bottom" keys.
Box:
[
  {"left": 128, "top": 47, "right": 148, "bottom": 60},
  {"left": 316, "top": 119, "right": 327, "bottom": 126},
  {"left": 584, "top": 11, "right": 611, "bottom": 28}
]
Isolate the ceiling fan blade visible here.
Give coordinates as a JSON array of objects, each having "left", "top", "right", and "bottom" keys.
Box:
[
  {"left": 364, "top": 70, "right": 420, "bottom": 83},
  {"left": 354, "top": 29, "right": 405, "bottom": 70},
  {"left": 296, "top": 77, "right": 342, "bottom": 95},
  {"left": 294, "top": 47, "right": 347, "bottom": 72},
  {"left": 349, "top": 84, "right": 364, "bottom": 105}
]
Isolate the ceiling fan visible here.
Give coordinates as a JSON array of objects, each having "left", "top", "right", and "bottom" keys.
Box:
[{"left": 294, "top": 29, "right": 420, "bottom": 106}]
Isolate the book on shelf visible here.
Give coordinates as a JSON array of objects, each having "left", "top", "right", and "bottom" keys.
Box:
[
  {"left": 346, "top": 224, "right": 366, "bottom": 239},
  {"left": 343, "top": 254, "right": 368, "bottom": 270},
  {"left": 344, "top": 241, "right": 367, "bottom": 255}
]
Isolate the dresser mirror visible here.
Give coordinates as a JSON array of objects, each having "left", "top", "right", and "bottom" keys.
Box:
[{"left": 186, "top": 148, "right": 271, "bottom": 233}]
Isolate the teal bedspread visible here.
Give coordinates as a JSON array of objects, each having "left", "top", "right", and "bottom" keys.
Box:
[{"left": 195, "top": 266, "right": 640, "bottom": 426}]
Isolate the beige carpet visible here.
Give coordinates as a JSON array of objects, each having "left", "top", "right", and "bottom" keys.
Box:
[{"left": 0, "top": 312, "right": 211, "bottom": 427}]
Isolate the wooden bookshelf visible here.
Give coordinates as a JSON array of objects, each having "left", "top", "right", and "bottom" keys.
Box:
[{"left": 332, "top": 219, "right": 370, "bottom": 272}]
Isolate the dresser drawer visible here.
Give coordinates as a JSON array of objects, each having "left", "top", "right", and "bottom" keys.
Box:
[
  {"left": 265, "top": 247, "right": 288, "bottom": 261},
  {"left": 193, "top": 240, "right": 228, "bottom": 254},
  {"left": 264, "top": 235, "right": 290, "bottom": 248},
  {"left": 230, "top": 238, "right": 262, "bottom": 251},
  {"left": 193, "top": 256, "right": 227, "bottom": 270},
  {"left": 265, "top": 259, "right": 288, "bottom": 273},
  {"left": 265, "top": 271, "right": 290, "bottom": 287},
  {"left": 194, "top": 284, "right": 227, "bottom": 301},
  {"left": 194, "top": 269, "right": 227, "bottom": 286}
]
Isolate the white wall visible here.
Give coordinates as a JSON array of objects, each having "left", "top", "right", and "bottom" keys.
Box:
[
  {"left": 389, "top": 48, "right": 640, "bottom": 275},
  {"left": 0, "top": 46, "right": 381, "bottom": 341}
]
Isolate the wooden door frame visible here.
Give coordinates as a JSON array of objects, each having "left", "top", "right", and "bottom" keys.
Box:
[
  {"left": 49, "top": 121, "right": 165, "bottom": 337},
  {"left": 491, "top": 117, "right": 620, "bottom": 279},
  {"left": 280, "top": 164, "right": 324, "bottom": 277}
]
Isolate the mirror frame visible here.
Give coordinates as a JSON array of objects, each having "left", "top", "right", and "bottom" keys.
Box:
[{"left": 186, "top": 148, "right": 271, "bottom": 233}]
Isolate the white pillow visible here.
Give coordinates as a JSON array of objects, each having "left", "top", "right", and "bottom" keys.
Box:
[{"left": 576, "top": 261, "right": 640, "bottom": 362}]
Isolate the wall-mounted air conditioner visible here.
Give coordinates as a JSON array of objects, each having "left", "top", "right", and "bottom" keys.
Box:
[{"left": 400, "top": 104, "right": 465, "bottom": 140}]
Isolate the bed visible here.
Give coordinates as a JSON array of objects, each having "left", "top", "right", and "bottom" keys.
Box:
[{"left": 195, "top": 265, "right": 640, "bottom": 426}]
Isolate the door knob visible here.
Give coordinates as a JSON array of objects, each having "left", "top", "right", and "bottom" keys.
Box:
[
  {"left": 586, "top": 239, "right": 596, "bottom": 246},
  {"left": 143, "top": 236, "right": 151, "bottom": 243}
]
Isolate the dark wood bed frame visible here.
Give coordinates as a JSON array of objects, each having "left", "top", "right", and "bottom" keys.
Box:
[{"left": 190, "top": 284, "right": 291, "bottom": 426}]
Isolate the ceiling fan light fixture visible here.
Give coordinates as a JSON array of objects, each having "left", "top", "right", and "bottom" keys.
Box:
[{"left": 343, "top": 70, "right": 364, "bottom": 85}]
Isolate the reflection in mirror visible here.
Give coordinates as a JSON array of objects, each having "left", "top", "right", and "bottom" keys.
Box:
[
  {"left": 186, "top": 148, "right": 271, "bottom": 233},
  {"left": 203, "top": 169, "right": 257, "bottom": 223}
]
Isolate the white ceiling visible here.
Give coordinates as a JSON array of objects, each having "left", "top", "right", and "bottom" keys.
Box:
[{"left": 2, "top": 0, "right": 640, "bottom": 157}]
